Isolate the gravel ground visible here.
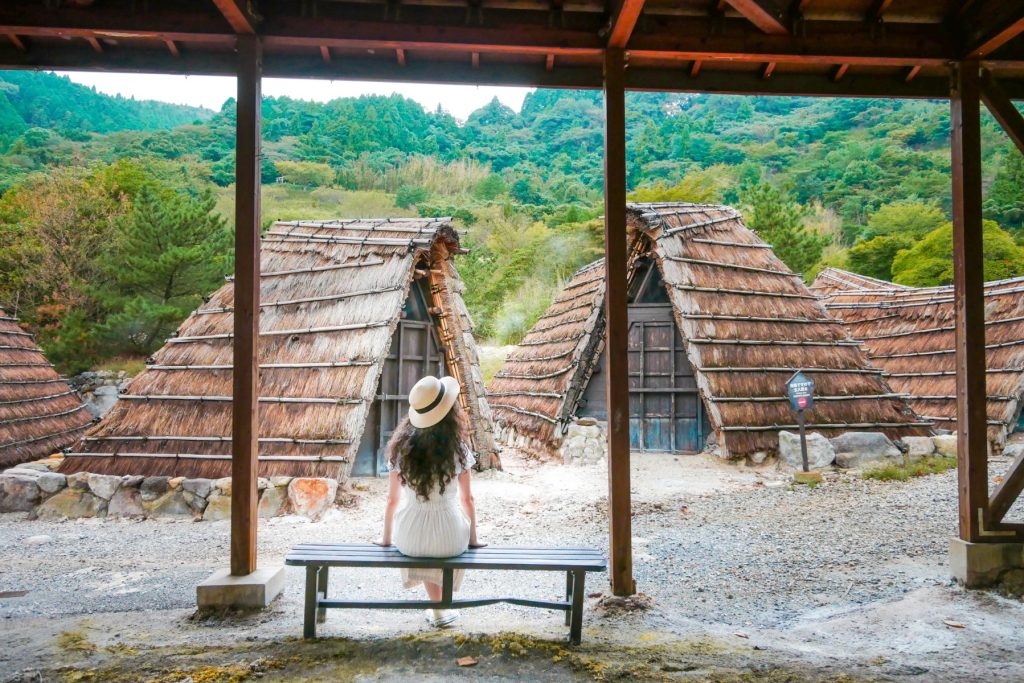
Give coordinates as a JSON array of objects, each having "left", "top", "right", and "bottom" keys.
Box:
[{"left": 2, "top": 452, "right": 1023, "bottom": 681}]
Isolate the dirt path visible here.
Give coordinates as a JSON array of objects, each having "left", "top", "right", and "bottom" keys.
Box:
[{"left": 2, "top": 453, "right": 1023, "bottom": 681}]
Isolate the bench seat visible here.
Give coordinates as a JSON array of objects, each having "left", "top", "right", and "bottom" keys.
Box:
[{"left": 285, "top": 543, "right": 607, "bottom": 644}]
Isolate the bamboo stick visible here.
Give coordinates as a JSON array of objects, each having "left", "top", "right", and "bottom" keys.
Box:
[
  {"left": 493, "top": 364, "right": 576, "bottom": 380},
  {"left": 503, "top": 349, "right": 577, "bottom": 363},
  {"left": 680, "top": 313, "right": 841, "bottom": 325},
  {"left": 64, "top": 452, "right": 350, "bottom": 462},
  {"left": 195, "top": 286, "right": 404, "bottom": 314},
  {"left": 696, "top": 366, "right": 885, "bottom": 374},
  {"left": 662, "top": 255, "right": 798, "bottom": 277},
  {"left": 710, "top": 393, "right": 907, "bottom": 403},
  {"left": 671, "top": 284, "right": 818, "bottom": 299},
  {"left": 0, "top": 404, "right": 89, "bottom": 427},
  {"left": 0, "top": 345, "right": 41, "bottom": 351},
  {"left": 264, "top": 231, "right": 433, "bottom": 246},
  {"left": 147, "top": 360, "right": 375, "bottom": 370},
  {"left": 656, "top": 213, "right": 741, "bottom": 237},
  {"left": 913, "top": 395, "right": 1015, "bottom": 401},
  {"left": 1, "top": 424, "right": 91, "bottom": 449},
  {"left": 0, "top": 330, "right": 34, "bottom": 337},
  {"left": 689, "top": 238, "right": 772, "bottom": 249},
  {"left": 887, "top": 368, "right": 1023, "bottom": 377},
  {"left": 488, "top": 402, "right": 559, "bottom": 423},
  {"left": 0, "top": 390, "right": 76, "bottom": 406},
  {"left": 166, "top": 320, "right": 392, "bottom": 343},
  {"left": 916, "top": 415, "right": 1004, "bottom": 425},
  {"left": 518, "top": 332, "right": 586, "bottom": 347},
  {"left": 233, "top": 257, "right": 387, "bottom": 280},
  {"left": 720, "top": 421, "right": 933, "bottom": 432},
  {"left": 118, "top": 395, "right": 365, "bottom": 405},
  {"left": 487, "top": 391, "right": 563, "bottom": 399},
  {"left": 0, "top": 362, "right": 53, "bottom": 368},
  {"left": 529, "top": 315, "right": 593, "bottom": 334},
  {"left": 853, "top": 315, "right": 1024, "bottom": 340},
  {"left": 686, "top": 338, "right": 861, "bottom": 347},
  {"left": 0, "top": 378, "right": 68, "bottom": 386},
  {"left": 870, "top": 339, "right": 1024, "bottom": 358},
  {"left": 85, "top": 435, "right": 352, "bottom": 444}
]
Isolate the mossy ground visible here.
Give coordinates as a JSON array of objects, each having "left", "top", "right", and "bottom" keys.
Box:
[{"left": 861, "top": 456, "right": 957, "bottom": 482}]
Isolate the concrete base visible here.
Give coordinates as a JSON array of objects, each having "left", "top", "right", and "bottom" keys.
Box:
[
  {"left": 949, "top": 538, "right": 1024, "bottom": 588},
  {"left": 196, "top": 566, "right": 286, "bottom": 608}
]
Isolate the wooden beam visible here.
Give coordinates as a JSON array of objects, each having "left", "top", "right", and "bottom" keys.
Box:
[
  {"left": 981, "top": 70, "right": 1024, "bottom": 156},
  {"left": 230, "top": 33, "right": 261, "bottom": 577},
  {"left": 85, "top": 34, "right": 102, "bottom": 53},
  {"left": 607, "top": 0, "right": 646, "bottom": 49},
  {"left": 762, "top": 61, "right": 776, "bottom": 78},
  {"left": 950, "top": 61, "right": 989, "bottom": 544},
  {"left": 989, "top": 450, "right": 1024, "bottom": 524},
  {"left": 690, "top": 59, "right": 702, "bottom": 77},
  {"left": 867, "top": 0, "right": 894, "bottom": 22},
  {"left": 396, "top": 47, "right": 406, "bottom": 66},
  {"left": 165, "top": 39, "right": 180, "bottom": 57},
  {"left": 319, "top": 44, "right": 330, "bottom": 64},
  {"left": 546, "top": 52, "right": 554, "bottom": 71},
  {"left": 212, "top": 0, "right": 257, "bottom": 35},
  {"left": 905, "top": 64, "right": 922, "bottom": 82},
  {"left": 602, "top": 47, "right": 635, "bottom": 598},
  {"left": 6, "top": 32, "right": 24, "bottom": 51},
  {"left": 722, "top": 0, "right": 788, "bottom": 35},
  {"left": 831, "top": 63, "right": 848, "bottom": 82},
  {"left": 965, "top": 4, "right": 1024, "bottom": 58}
]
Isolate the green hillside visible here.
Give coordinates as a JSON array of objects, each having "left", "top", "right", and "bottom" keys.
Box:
[{"left": 0, "top": 71, "right": 1021, "bottom": 373}]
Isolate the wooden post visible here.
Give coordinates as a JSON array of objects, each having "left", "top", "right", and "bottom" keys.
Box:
[
  {"left": 603, "top": 47, "right": 635, "bottom": 596},
  {"left": 950, "top": 61, "right": 988, "bottom": 544},
  {"left": 231, "top": 34, "right": 262, "bottom": 576}
]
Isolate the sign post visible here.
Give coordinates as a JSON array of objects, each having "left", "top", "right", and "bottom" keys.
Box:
[{"left": 785, "top": 371, "right": 815, "bottom": 473}]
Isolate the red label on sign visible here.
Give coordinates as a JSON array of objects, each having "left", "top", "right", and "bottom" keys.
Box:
[{"left": 797, "top": 397, "right": 808, "bottom": 408}]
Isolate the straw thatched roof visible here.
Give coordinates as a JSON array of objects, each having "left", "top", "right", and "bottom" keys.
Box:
[
  {"left": 61, "top": 218, "right": 496, "bottom": 479},
  {"left": 489, "top": 203, "right": 929, "bottom": 459},
  {"left": 0, "top": 310, "right": 94, "bottom": 468},
  {"left": 812, "top": 267, "right": 1024, "bottom": 447}
]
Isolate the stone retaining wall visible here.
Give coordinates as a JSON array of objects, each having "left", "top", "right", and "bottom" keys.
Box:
[
  {"left": 70, "top": 370, "right": 131, "bottom": 418},
  {"left": 0, "top": 456, "right": 352, "bottom": 521}
]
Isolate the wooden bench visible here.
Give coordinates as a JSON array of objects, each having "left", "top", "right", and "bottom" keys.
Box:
[{"left": 285, "top": 543, "right": 607, "bottom": 644}]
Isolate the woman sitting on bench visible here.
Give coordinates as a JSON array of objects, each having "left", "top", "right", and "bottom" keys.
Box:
[{"left": 375, "top": 375, "right": 485, "bottom": 628}]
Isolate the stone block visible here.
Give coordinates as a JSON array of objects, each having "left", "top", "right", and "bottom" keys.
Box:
[
  {"left": 140, "top": 476, "right": 170, "bottom": 501},
  {"left": 182, "top": 478, "right": 213, "bottom": 499},
  {"left": 831, "top": 432, "right": 901, "bottom": 469},
  {"left": 933, "top": 434, "right": 957, "bottom": 458},
  {"left": 950, "top": 538, "right": 1024, "bottom": 588},
  {"left": 258, "top": 484, "right": 289, "bottom": 518},
  {"left": 204, "top": 492, "right": 232, "bottom": 521},
  {"left": 184, "top": 490, "right": 208, "bottom": 517},
  {"left": 121, "top": 475, "right": 144, "bottom": 489},
  {"left": 749, "top": 451, "right": 769, "bottom": 465},
  {"left": 37, "top": 472, "right": 66, "bottom": 495},
  {"left": 0, "top": 475, "right": 42, "bottom": 512},
  {"left": 269, "top": 476, "right": 293, "bottom": 488},
  {"left": 1003, "top": 443, "right": 1024, "bottom": 460},
  {"left": 66, "top": 472, "right": 90, "bottom": 491},
  {"left": 168, "top": 477, "right": 184, "bottom": 491},
  {"left": 196, "top": 566, "right": 285, "bottom": 608},
  {"left": 107, "top": 486, "right": 145, "bottom": 518},
  {"left": 15, "top": 463, "right": 49, "bottom": 473},
  {"left": 288, "top": 477, "right": 338, "bottom": 519},
  {"left": 87, "top": 473, "right": 121, "bottom": 500},
  {"left": 36, "top": 489, "right": 106, "bottom": 519},
  {"left": 778, "top": 431, "right": 835, "bottom": 470},
  {"left": 901, "top": 436, "right": 935, "bottom": 459},
  {"left": 214, "top": 477, "right": 232, "bottom": 495},
  {"left": 144, "top": 490, "right": 192, "bottom": 518}
]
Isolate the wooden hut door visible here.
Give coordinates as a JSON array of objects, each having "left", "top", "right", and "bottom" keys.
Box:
[
  {"left": 627, "top": 259, "right": 708, "bottom": 453},
  {"left": 352, "top": 279, "right": 447, "bottom": 476}
]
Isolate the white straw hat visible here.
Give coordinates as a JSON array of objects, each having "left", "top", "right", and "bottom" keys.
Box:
[{"left": 407, "top": 375, "right": 461, "bottom": 429}]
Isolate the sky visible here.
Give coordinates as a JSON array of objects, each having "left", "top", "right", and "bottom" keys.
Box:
[{"left": 57, "top": 72, "right": 533, "bottom": 121}]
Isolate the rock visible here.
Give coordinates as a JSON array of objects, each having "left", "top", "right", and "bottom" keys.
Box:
[
  {"left": 214, "top": 477, "right": 232, "bottom": 495},
  {"left": 144, "top": 490, "right": 192, "bottom": 518},
  {"left": 0, "top": 475, "right": 42, "bottom": 512},
  {"left": 14, "top": 462, "right": 50, "bottom": 473},
  {"left": 269, "top": 476, "right": 292, "bottom": 488},
  {"left": 183, "top": 490, "right": 208, "bottom": 517},
  {"left": 4, "top": 467, "right": 44, "bottom": 478},
  {"left": 576, "top": 417, "right": 598, "bottom": 427},
  {"left": 257, "top": 477, "right": 270, "bottom": 491},
  {"left": 87, "top": 473, "right": 121, "bottom": 500},
  {"left": 168, "top": 477, "right": 184, "bottom": 491},
  {"left": 258, "top": 484, "right": 289, "bottom": 518},
  {"left": 933, "top": 434, "right": 958, "bottom": 458},
  {"left": 107, "top": 486, "right": 145, "bottom": 518},
  {"left": 1003, "top": 443, "right": 1024, "bottom": 460},
  {"left": 778, "top": 431, "right": 835, "bottom": 470},
  {"left": 901, "top": 436, "right": 935, "bottom": 459},
  {"left": 36, "top": 489, "right": 106, "bottom": 519},
  {"left": 830, "top": 432, "right": 901, "bottom": 469},
  {"left": 749, "top": 451, "right": 769, "bottom": 465},
  {"left": 86, "top": 384, "right": 119, "bottom": 418},
  {"left": 121, "top": 475, "right": 144, "bottom": 489},
  {"left": 182, "top": 478, "right": 213, "bottom": 499},
  {"left": 25, "top": 535, "right": 52, "bottom": 546},
  {"left": 36, "top": 472, "right": 66, "bottom": 494},
  {"left": 66, "top": 472, "right": 90, "bottom": 491},
  {"left": 204, "top": 492, "right": 231, "bottom": 521},
  {"left": 140, "top": 476, "right": 170, "bottom": 501},
  {"left": 288, "top": 478, "right": 338, "bottom": 519}
]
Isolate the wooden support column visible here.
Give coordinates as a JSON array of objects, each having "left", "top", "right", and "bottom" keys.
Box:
[
  {"left": 231, "top": 33, "right": 262, "bottom": 576},
  {"left": 950, "top": 61, "right": 989, "bottom": 544},
  {"left": 603, "top": 47, "right": 635, "bottom": 596}
]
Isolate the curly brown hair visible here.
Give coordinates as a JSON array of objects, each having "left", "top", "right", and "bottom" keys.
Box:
[{"left": 386, "top": 403, "right": 469, "bottom": 501}]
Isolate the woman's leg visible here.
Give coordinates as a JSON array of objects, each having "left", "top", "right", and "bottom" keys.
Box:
[{"left": 424, "top": 581, "right": 442, "bottom": 602}]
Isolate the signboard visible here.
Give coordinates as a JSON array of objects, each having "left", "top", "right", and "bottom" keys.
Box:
[{"left": 786, "top": 371, "right": 815, "bottom": 412}]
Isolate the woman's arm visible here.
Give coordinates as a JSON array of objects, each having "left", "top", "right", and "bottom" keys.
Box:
[
  {"left": 374, "top": 470, "right": 402, "bottom": 546},
  {"left": 458, "top": 470, "right": 485, "bottom": 548}
]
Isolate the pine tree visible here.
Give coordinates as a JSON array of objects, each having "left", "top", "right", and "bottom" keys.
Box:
[
  {"left": 741, "top": 181, "right": 828, "bottom": 275},
  {"left": 99, "top": 186, "right": 232, "bottom": 353}
]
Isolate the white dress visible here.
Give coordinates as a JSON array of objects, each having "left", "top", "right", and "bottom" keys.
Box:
[{"left": 391, "top": 445, "right": 475, "bottom": 590}]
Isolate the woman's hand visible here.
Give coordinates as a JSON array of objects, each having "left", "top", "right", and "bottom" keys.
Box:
[{"left": 372, "top": 539, "right": 392, "bottom": 547}]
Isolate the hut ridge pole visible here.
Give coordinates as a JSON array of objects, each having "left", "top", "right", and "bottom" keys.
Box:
[
  {"left": 603, "top": 47, "right": 635, "bottom": 597},
  {"left": 230, "top": 34, "right": 262, "bottom": 577},
  {"left": 950, "top": 61, "right": 988, "bottom": 544}
]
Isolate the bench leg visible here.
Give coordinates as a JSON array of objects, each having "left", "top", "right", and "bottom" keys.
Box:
[
  {"left": 565, "top": 572, "right": 573, "bottom": 626},
  {"left": 569, "top": 570, "right": 585, "bottom": 645},
  {"left": 441, "top": 568, "right": 454, "bottom": 606},
  {"left": 316, "top": 565, "right": 329, "bottom": 624},
  {"left": 304, "top": 565, "right": 319, "bottom": 639}
]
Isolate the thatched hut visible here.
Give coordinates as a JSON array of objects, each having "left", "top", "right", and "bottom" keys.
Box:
[
  {"left": 489, "top": 203, "right": 929, "bottom": 460},
  {"left": 812, "top": 267, "right": 1024, "bottom": 447},
  {"left": 0, "top": 310, "right": 94, "bottom": 468},
  {"left": 62, "top": 218, "right": 497, "bottom": 479}
]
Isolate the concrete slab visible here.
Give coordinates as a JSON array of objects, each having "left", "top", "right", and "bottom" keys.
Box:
[
  {"left": 949, "top": 538, "right": 1024, "bottom": 587},
  {"left": 196, "top": 565, "right": 286, "bottom": 608}
]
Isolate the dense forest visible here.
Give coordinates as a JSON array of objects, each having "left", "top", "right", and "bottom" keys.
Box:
[{"left": 1, "top": 71, "right": 1022, "bottom": 374}]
